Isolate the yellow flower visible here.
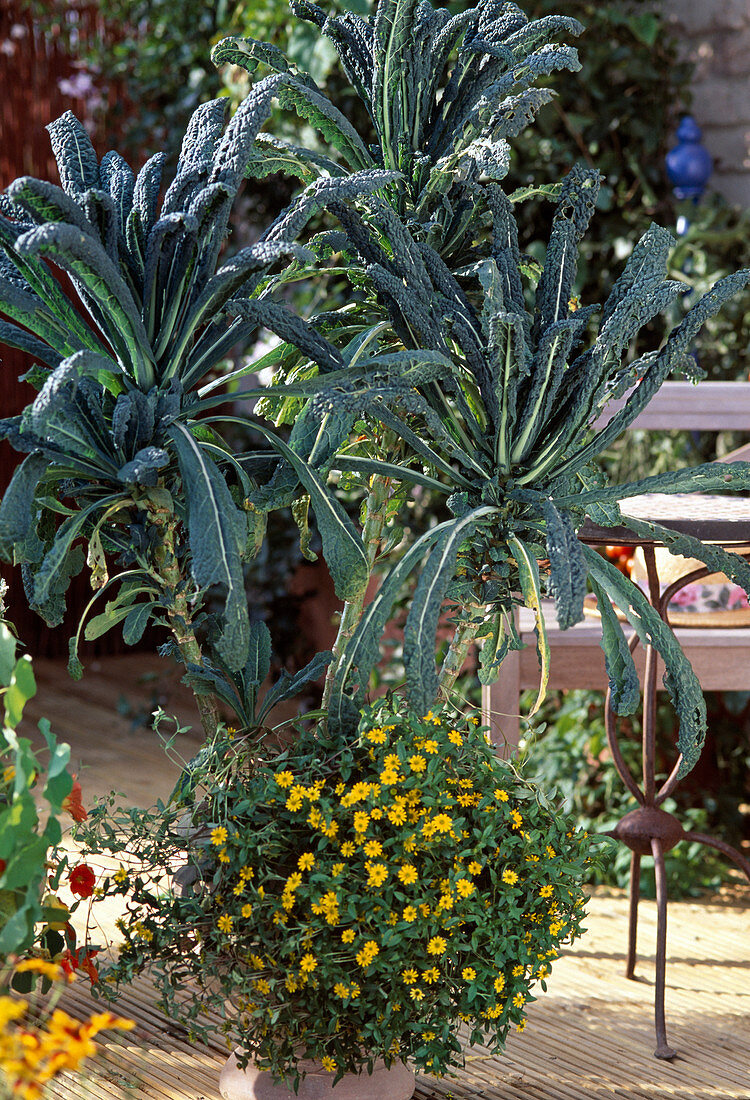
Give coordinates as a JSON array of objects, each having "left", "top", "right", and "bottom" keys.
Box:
[
  {"left": 366, "top": 862, "right": 388, "bottom": 887},
  {"left": 0, "top": 996, "right": 26, "bottom": 1027},
  {"left": 408, "top": 755, "right": 426, "bottom": 773},
  {"left": 333, "top": 983, "right": 349, "bottom": 998},
  {"left": 387, "top": 804, "right": 407, "bottom": 825},
  {"left": 502, "top": 869, "right": 518, "bottom": 885},
  {"left": 217, "top": 914, "right": 233, "bottom": 934},
  {"left": 494, "top": 788, "right": 509, "bottom": 802},
  {"left": 255, "top": 978, "right": 270, "bottom": 995},
  {"left": 275, "top": 770, "right": 294, "bottom": 788},
  {"left": 366, "top": 728, "right": 386, "bottom": 744},
  {"left": 494, "top": 975, "right": 505, "bottom": 993},
  {"left": 370, "top": 807, "right": 383, "bottom": 819},
  {"left": 355, "top": 941, "right": 379, "bottom": 967},
  {"left": 340, "top": 841, "right": 356, "bottom": 857},
  {"left": 384, "top": 753, "right": 400, "bottom": 769},
  {"left": 539, "top": 884, "right": 554, "bottom": 898},
  {"left": 241, "top": 904, "right": 253, "bottom": 918},
  {"left": 546, "top": 845, "right": 556, "bottom": 858},
  {"left": 422, "top": 966, "right": 440, "bottom": 984},
  {"left": 218, "top": 848, "right": 230, "bottom": 863},
  {"left": 423, "top": 739, "right": 438, "bottom": 754},
  {"left": 467, "top": 861, "right": 482, "bottom": 876},
  {"left": 287, "top": 872, "right": 303, "bottom": 889},
  {"left": 211, "top": 826, "right": 228, "bottom": 846},
  {"left": 448, "top": 730, "right": 462, "bottom": 746},
  {"left": 485, "top": 1004, "right": 502, "bottom": 1019},
  {"left": 516, "top": 1019, "right": 526, "bottom": 1033},
  {"left": 380, "top": 768, "right": 399, "bottom": 785},
  {"left": 331, "top": 862, "right": 344, "bottom": 876},
  {"left": 321, "top": 1056, "right": 337, "bottom": 1072},
  {"left": 298, "top": 852, "right": 315, "bottom": 871},
  {"left": 113, "top": 865, "right": 128, "bottom": 884},
  {"left": 427, "top": 936, "right": 447, "bottom": 956},
  {"left": 397, "top": 864, "right": 418, "bottom": 885},
  {"left": 401, "top": 967, "right": 418, "bottom": 985},
  {"left": 240, "top": 865, "right": 254, "bottom": 880},
  {"left": 512, "top": 964, "right": 525, "bottom": 977},
  {"left": 402, "top": 905, "right": 417, "bottom": 923},
  {"left": 510, "top": 809, "right": 523, "bottom": 828},
  {"left": 300, "top": 953, "right": 317, "bottom": 974},
  {"left": 513, "top": 992, "right": 525, "bottom": 1008},
  {"left": 363, "top": 840, "right": 383, "bottom": 857},
  {"left": 14, "top": 959, "right": 64, "bottom": 982},
  {"left": 462, "top": 966, "right": 476, "bottom": 981},
  {"left": 341, "top": 929, "right": 356, "bottom": 944},
  {"left": 456, "top": 878, "right": 474, "bottom": 898},
  {"left": 353, "top": 811, "right": 370, "bottom": 832},
  {"left": 409, "top": 987, "right": 424, "bottom": 1001}
]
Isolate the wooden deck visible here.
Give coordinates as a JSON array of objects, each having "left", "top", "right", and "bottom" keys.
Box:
[{"left": 17, "top": 656, "right": 750, "bottom": 1099}]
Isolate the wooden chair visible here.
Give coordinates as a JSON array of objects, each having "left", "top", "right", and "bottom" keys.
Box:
[{"left": 483, "top": 380, "right": 750, "bottom": 754}]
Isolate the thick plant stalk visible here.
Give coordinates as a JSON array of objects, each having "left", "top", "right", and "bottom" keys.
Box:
[
  {"left": 439, "top": 606, "right": 489, "bottom": 699},
  {"left": 147, "top": 500, "right": 221, "bottom": 739},
  {"left": 321, "top": 469, "right": 393, "bottom": 718}
]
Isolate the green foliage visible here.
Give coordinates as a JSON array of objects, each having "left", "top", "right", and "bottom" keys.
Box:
[
  {"left": 80, "top": 701, "right": 591, "bottom": 1082},
  {"left": 520, "top": 689, "right": 736, "bottom": 899},
  {"left": 0, "top": 583, "right": 74, "bottom": 964}
]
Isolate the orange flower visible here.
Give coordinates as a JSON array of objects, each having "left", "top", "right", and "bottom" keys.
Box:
[
  {"left": 62, "top": 779, "right": 88, "bottom": 822},
  {"left": 69, "top": 863, "right": 96, "bottom": 898}
]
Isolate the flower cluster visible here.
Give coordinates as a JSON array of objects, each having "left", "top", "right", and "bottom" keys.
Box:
[
  {"left": 83, "top": 701, "right": 591, "bottom": 1083},
  {"left": 0, "top": 960, "right": 133, "bottom": 1100}
]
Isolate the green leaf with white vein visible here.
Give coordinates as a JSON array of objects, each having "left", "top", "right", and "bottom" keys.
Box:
[
  {"left": 583, "top": 544, "right": 706, "bottom": 776},
  {"left": 404, "top": 507, "right": 495, "bottom": 714},
  {"left": 508, "top": 535, "right": 549, "bottom": 716},
  {"left": 168, "top": 423, "right": 249, "bottom": 671}
]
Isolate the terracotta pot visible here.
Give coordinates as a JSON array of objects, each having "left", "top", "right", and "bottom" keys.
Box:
[{"left": 219, "top": 1052, "right": 415, "bottom": 1100}]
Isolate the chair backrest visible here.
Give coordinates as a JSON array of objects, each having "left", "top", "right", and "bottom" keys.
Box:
[{"left": 594, "top": 380, "right": 750, "bottom": 433}]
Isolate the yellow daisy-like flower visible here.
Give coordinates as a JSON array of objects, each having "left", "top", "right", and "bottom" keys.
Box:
[
  {"left": 456, "top": 878, "right": 474, "bottom": 898},
  {"left": 494, "top": 975, "right": 505, "bottom": 993},
  {"left": 341, "top": 929, "right": 356, "bottom": 944},
  {"left": 539, "top": 884, "right": 554, "bottom": 898},
  {"left": 387, "top": 804, "right": 407, "bottom": 825},
  {"left": 370, "top": 807, "right": 383, "bottom": 820},
  {"left": 333, "top": 982, "right": 349, "bottom": 998},
  {"left": 512, "top": 964, "right": 525, "bottom": 977},
  {"left": 331, "top": 862, "right": 345, "bottom": 876},
  {"left": 546, "top": 845, "right": 556, "bottom": 859},
  {"left": 113, "top": 865, "right": 128, "bottom": 884},
  {"left": 298, "top": 852, "right": 315, "bottom": 871},
  {"left": 340, "top": 841, "right": 356, "bottom": 857},
  {"left": 402, "top": 905, "right": 417, "bottom": 922},
  {"left": 240, "top": 865, "right": 254, "bottom": 880},
  {"left": 321, "top": 1056, "right": 337, "bottom": 1072},
  {"left": 468, "top": 861, "right": 482, "bottom": 876},
  {"left": 461, "top": 966, "right": 476, "bottom": 981},
  {"left": 366, "top": 728, "right": 386, "bottom": 744},
  {"left": 384, "top": 753, "right": 400, "bottom": 769},
  {"left": 398, "top": 864, "right": 418, "bottom": 885},
  {"left": 218, "top": 847, "right": 230, "bottom": 863},
  {"left": 241, "top": 904, "right": 253, "bottom": 918},
  {"left": 380, "top": 768, "right": 399, "bottom": 785},
  {"left": 502, "top": 869, "right": 518, "bottom": 885},
  {"left": 366, "top": 862, "right": 388, "bottom": 887},
  {"left": 353, "top": 811, "right": 370, "bottom": 832},
  {"left": 423, "top": 739, "right": 438, "bottom": 754},
  {"left": 427, "top": 936, "right": 447, "bottom": 956},
  {"left": 275, "top": 770, "right": 294, "bottom": 788},
  {"left": 401, "top": 967, "right": 418, "bottom": 985},
  {"left": 408, "top": 755, "right": 426, "bottom": 773},
  {"left": 516, "top": 1019, "right": 527, "bottom": 1033},
  {"left": 300, "top": 953, "right": 317, "bottom": 973},
  {"left": 422, "top": 966, "right": 440, "bottom": 983},
  {"left": 363, "top": 840, "right": 383, "bottom": 857},
  {"left": 217, "top": 914, "right": 233, "bottom": 934},
  {"left": 211, "top": 826, "right": 228, "bottom": 846},
  {"left": 510, "top": 809, "right": 523, "bottom": 828},
  {"left": 428, "top": 813, "right": 453, "bottom": 834},
  {"left": 448, "top": 730, "right": 462, "bottom": 746},
  {"left": 409, "top": 987, "right": 425, "bottom": 1001},
  {"left": 513, "top": 992, "right": 525, "bottom": 1008},
  {"left": 494, "top": 788, "right": 509, "bottom": 802}
]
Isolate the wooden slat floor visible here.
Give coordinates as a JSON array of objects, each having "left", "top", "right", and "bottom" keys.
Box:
[{"left": 17, "top": 656, "right": 750, "bottom": 1100}]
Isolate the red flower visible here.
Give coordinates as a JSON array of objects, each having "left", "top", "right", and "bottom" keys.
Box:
[
  {"left": 62, "top": 779, "right": 88, "bottom": 822},
  {"left": 69, "top": 863, "right": 96, "bottom": 898},
  {"left": 60, "top": 947, "right": 99, "bottom": 984}
]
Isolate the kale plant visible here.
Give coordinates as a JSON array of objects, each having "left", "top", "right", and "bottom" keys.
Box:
[{"left": 0, "top": 84, "right": 395, "bottom": 735}]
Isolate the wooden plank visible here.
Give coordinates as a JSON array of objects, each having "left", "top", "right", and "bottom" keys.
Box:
[{"left": 594, "top": 381, "right": 750, "bottom": 431}]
